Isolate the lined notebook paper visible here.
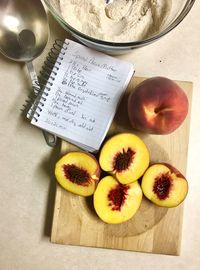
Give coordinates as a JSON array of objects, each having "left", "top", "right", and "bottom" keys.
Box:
[{"left": 29, "top": 39, "right": 134, "bottom": 152}]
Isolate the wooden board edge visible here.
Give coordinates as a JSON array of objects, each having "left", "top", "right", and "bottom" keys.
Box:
[{"left": 50, "top": 184, "right": 62, "bottom": 243}]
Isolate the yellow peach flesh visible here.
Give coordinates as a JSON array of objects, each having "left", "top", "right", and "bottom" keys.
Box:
[
  {"left": 55, "top": 152, "right": 100, "bottom": 196},
  {"left": 93, "top": 176, "right": 143, "bottom": 224},
  {"left": 99, "top": 133, "right": 149, "bottom": 184},
  {"left": 141, "top": 164, "right": 188, "bottom": 207}
]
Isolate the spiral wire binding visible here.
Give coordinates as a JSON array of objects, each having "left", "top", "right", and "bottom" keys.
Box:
[{"left": 22, "top": 39, "right": 69, "bottom": 121}]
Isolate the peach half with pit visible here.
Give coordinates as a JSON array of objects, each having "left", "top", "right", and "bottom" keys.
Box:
[
  {"left": 55, "top": 151, "right": 100, "bottom": 196},
  {"left": 93, "top": 176, "right": 143, "bottom": 224},
  {"left": 99, "top": 133, "right": 150, "bottom": 184},
  {"left": 141, "top": 163, "right": 188, "bottom": 207}
]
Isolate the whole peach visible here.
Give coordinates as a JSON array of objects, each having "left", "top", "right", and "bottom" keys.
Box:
[{"left": 128, "top": 77, "right": 189, "bottom": 134}]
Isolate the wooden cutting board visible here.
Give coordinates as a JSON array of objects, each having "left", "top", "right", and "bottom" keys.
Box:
[{"left": 51, "top": 76, "right": 192, "bottom": 255}]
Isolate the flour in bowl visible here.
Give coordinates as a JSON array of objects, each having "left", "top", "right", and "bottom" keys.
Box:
[{"left": 59, "top": 0, "right": 172, "bottom": 42}]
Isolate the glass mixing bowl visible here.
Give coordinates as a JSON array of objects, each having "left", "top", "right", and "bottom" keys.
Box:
[{"left": 44, "top": 0, "right": 196, "bottom": 54}]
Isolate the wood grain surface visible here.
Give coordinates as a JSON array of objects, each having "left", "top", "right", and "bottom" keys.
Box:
[{"left": 50, "top": 77, "right": 192, "bottom": 255}]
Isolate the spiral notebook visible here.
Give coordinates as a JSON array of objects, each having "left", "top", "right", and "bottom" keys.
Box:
[{"left": 26, "top": 39, "right": 134, "bottom": 152}]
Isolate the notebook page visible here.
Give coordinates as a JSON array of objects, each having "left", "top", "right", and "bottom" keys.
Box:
[{"left": 31, "top": 39, "right": 134, "bottom": 151}]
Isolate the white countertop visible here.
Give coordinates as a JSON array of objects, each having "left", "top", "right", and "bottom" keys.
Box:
[{"left": 0, "top": 2, "right": 200, "bottom": 270}]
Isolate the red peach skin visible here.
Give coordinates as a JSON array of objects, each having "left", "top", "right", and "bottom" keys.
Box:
[{"left": 128, "top": 77, "right": 189, "bottom": 134}]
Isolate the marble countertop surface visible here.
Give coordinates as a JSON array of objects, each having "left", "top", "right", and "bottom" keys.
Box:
[{"left": 0, "top": 2, "right": 200, "bottom": 270}]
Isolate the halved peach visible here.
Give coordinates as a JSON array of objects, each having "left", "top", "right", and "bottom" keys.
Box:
[
  {"left": 99, "top": 133, "right": 150, "bottom": 184},
  {"left": 93, "top": 176, "right": 143, "bottom": 224},
  {"left": 55, "top": 151, "right": 100, "bottom": 196},
  {"left": 141, "top": 163, "right": 188, "bottom": 207}
]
